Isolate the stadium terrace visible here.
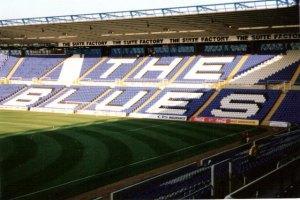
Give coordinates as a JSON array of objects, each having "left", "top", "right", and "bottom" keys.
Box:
[
  {"left": 0, "top": 49, "right": 299, "bottom": 126},
  {"left": 0, "top": 0, "right": 299, "bottom": 199}
]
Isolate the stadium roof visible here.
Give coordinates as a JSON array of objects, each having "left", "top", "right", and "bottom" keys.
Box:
[{"left": 0, "top": 0, "right": 299, "bottom": 45}]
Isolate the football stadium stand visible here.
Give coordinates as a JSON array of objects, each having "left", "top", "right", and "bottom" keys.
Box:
[
  {"left": 0, "top": 50, "right": 299, "bottom": 126},
  {"left": 11, "top": 56, "right": 65, "bottom": 80},
  {"left": 112, "top": 130, "right": 300, "bottom": 199},
  {"left": 0, "top": 0, "right": 299, "bottom": 199},
  {"left": 0, "top": 55, "right": 20, "bottom": 78},
  {"left": 226, "top": 157, "right": 300, "bottom": 198}
]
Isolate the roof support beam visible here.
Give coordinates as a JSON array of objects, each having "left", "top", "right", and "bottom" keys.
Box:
[
  {"left": 196, "top": 5, "right": 217, "bottom": 12},
  {"left": 234, "top": 2, "right": 253, "bottom": 10},
  {"left": 276, "top": 0, "right": 290, "bottom": 6},
  {"left": 162, "top": 8, "right": 184, "bottom": 15},
  {"left": 130, "top": 11, "right": 154, "bottom": 17},
  {"left": 0, "top": 0, "right": 296, "bottom": 27},
  {"left": 99, "top": 13, "right": 121, "bottom": 19}
]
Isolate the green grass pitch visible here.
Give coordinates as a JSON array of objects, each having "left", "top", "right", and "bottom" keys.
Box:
[{"left": 0, "top": 110, "right": 261, "bottom": 199}]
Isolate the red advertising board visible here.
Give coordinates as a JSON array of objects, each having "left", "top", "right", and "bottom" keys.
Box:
[
  {"left": 191, "top": 117, "right": 231, "bottom": 124},
  {"left": 191, "top": 117, "right": 259, "bottom": 126}
]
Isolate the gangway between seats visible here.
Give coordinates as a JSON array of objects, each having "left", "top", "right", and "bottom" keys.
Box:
[{"left": 58, "top": 54, "right": 84, "bottom": 86}]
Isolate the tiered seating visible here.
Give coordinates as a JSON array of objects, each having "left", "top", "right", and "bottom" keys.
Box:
[
  {"left": 112, "top": 130, "right": 300, "bottom": 199},
  {"left": 0, "top": 53, "right": 7, "bottom": 67},
  {"left": 155, "top": 167, "right": 211, "bottom": 199},
  {"left": 258, "top": 61, "right": 300, "bottom": 84},
  {"left": 231, "top": 51, "right": 300, "bottom": 84},
  {"left": 0, "top": 55, "right": 19, "bottom": 78},
  {"left": 64, "top": 86, "right": 107, "bottom": 103},
  {"left": 30, "top": 85, "right": 64, "bottom": 108},
  {"left": 112, "top": 163, "right": 212, "bottom": 200},
  {"left": 234, "top": 54, "right": 275, "bottom": 77},
  {"left": 0, "top": 84, "right": 26, "bottom": 102},
  {"left": 183, "top": 185, "right": 212, "bottom": 199},
  {"left": 271, "top": 91, "right": 300, "bottom": 124},
  {"left": 203, "top": 130, "right": 300, "bottom": 169},
  {"left": 36, "top": 86, "right": 109, "bottom": 112},
  {"left": 83, "top": 58, "right": 141, "bottom": 81},
  {"left": 79, "top": 56, "right": 101, "bottom": 77},
  {"left": 1, "top": 85, "right": 64, "bottom": 108},
  {"left": 84, "top": 87, "right": 157, "bottom": 115},
  {"left": 11, "top": 56, "right": 65, "bottom": 80},
  {"left": 231, "top": 132, "right": 300, "bottom": 177},
  {"left": 136, "top": 88, "right": 213, "bottom": 117},
  {"left": 0, "top": 50, "right": 299, "bottom": 124},
  {"left": 200, "top": 89, "right": 280, "bottom": 120},
  {"left": 0, "top": 51, "right": 299, "bottom": 198},
  {"left": 201, "top": 144, "right": 250, "bottom": 166},
  {"left": 126, "top": 57, "right": 187, "bottom": 82},
  {"left": 42, "top": 65, "right": 63, "bottom": 80},
  {"left": 174, "top": 56, "right": 239, "bottom": 83}
]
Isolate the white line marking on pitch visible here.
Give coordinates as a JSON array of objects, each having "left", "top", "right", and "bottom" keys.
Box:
[
  {"left": 126, "top": 121, "right": 177, "bottom": 132},
  {"left": 0, "top": 121, "right": 47, "bottom": 127}
]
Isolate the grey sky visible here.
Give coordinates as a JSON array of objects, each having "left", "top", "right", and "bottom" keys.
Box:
[{"left": 0, "top": 0, "right": 255, "bottom": 20}]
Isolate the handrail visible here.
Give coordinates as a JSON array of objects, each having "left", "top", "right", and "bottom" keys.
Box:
[{"left": 225, "top": 156, "right": 300, "bottom": 198}]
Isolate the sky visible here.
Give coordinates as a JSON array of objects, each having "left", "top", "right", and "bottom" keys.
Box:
[{"left": 0, "top": 0, "right": 255, "bottom": 20}]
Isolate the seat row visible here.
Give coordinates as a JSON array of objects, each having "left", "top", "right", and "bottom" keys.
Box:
[
  {"left": 0, "top": 84, "right": 299, "bottom": 124},
  {"left": 1, "top": 51, "right": 299, "bottom": 84}
]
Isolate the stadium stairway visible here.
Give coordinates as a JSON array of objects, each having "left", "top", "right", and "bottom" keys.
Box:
[
  {"left": 261, "top": 92, "right": 286, "bottom": 125},
  {"left": 6, "top": 57, "right": 24, "bottom": 80},
  {"left": 57, "top": 54, "right": 84, "bottom": 86},
  {"left": 191, "top": 91, "right": 220, "bottom": 119},
  {"left": 261, "top": 62, "right": 300, "bottom": 125},
  {"left": 190, "top": 55, "right": 250, "bottom": 119},
  {"left": 290, "top": 64, "right": 300, "bottom": 86},
  {"left": 133, "top": 89, "right": 162, "bottom": 114}
]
